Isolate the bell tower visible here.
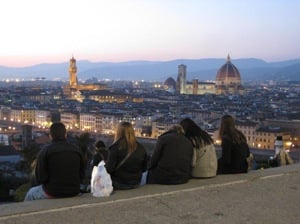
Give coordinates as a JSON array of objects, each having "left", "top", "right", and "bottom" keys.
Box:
[
  {"left": 176, "top": 64, "right": 187, "bottom": 94},
  {"left": 69, "top": 56, "right": 78, "bottom": 87}
]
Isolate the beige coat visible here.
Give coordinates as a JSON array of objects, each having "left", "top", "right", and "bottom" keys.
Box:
[
  {"left": 277, "top": 149, "right": 294, "bottom": 166},
  {"left": 191, "top": 143, "right": 217, "bottom": 178}
]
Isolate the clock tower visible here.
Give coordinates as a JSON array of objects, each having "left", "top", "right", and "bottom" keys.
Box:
[{"left": 69, "top": 56, "right": 78, "bottom": 87}]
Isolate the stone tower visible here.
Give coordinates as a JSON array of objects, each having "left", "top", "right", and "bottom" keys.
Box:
[
  {"left": 176, "top": 64, "right": 187, "bottom": 94},
  {"left": 69, "top": 56, "right": 78, "bottom": 87}
]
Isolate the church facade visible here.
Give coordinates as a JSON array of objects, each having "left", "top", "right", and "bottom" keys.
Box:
[{"left": 165, "top": 55, "right": 244, "bottom": 95}]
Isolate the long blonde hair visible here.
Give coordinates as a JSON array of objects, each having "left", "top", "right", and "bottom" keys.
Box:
[{"left": 114, "top": 121, "right": 137, "bottom": 153}]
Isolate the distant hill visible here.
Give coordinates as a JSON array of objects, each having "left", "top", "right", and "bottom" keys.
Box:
[{"left": 0, "top": 58, "right": 300, "bottom": 81}]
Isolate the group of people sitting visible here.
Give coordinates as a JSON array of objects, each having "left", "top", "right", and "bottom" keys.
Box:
[{"left": 24, "top": 114, "right": 250, "bottom": 201}]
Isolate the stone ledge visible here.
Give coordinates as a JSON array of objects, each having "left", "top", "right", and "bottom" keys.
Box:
[{"left": 1, "top": 164, "right": 300, "bottom": 224}]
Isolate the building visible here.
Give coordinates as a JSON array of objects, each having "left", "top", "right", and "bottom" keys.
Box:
[
  {"left": 63, "top": 56, "right": 107, "bottom": 99},
  {"left": 176, "top": 64, "right": 187, "bottom": 94},
  {"left": 216, "top": 55, "right": 244, "bottom": 95},
  {"left": 172, "top": 55, "right": 243, "bottom": 95},
  {"left": 255, "top": 126, "right": 291, "bottom": 150},
  {"left": 10, "top": 109, "right": 35, "bottom": 124},
  {"left": 35, "top": 110, "right": 51, "bottom": 127},
  {"left": 60, "top": 112, "right": 79, "bottom": 130},
  {"left": 235, "top": 120, "right": 260, "bottom": 148},
  {"left": 175, "top": 64, "right": 215, "bottom": 95},
  {"left": 163, "top": 77, "right": 176, "bottom": 93}
]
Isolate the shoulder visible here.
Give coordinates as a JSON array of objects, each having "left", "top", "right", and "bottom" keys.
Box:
[
  {"left": 109, "top": 141, "right": 118, "bottom": 148},
  {"left": 46, "top": 141, "right": 82, "bottom": 154},
  {"left": 37, "top": 146, "right": 48, "bottom": 158},
  {"left": 108, "top": 141, "right": 120, "bottom": 152},
  {"left": 61, "top": 141, "right": 81, "bottom": 151},
  {"left": 200, "top": 142, "right": 215, "bottom": 149}
]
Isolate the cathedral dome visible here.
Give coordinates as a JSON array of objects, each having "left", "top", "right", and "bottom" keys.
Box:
[
  {"left": 216, "top": 55, "right": 241, "bottom": 85},
  {"left": 215, "top": 55, "right": 243, "bottom": 95},
  {"left": 164, "top": 77, "right": 176, "bottom": 92}
]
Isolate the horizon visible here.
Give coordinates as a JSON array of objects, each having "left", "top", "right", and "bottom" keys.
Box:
[
  {"left": 1, "top": 0, "right": 300, "bottom": 67},
  {"left": 1, "top": 56, "right": 300, "bottom": 69}
]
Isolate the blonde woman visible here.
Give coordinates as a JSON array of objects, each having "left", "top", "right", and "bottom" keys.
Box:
[{"left": 106, "top": 122, "right": 148, "bottom": 189}]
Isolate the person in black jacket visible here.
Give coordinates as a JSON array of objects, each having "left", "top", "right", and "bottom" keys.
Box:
[
  {"left": 106, "top": 122, "right": 148, "bottom": 190},
  {"left": 217, "top": 115, "right": 250, "bottom": 174},
  {"left": 24, "top": 122, "right": 85, "bottom": 201},
  {"left": 146, "top": 125, "right": 193, "bottom": 185}
]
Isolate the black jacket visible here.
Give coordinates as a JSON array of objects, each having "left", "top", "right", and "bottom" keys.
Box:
[
  {"left": 147, "top": 131, "right": 193, "bottom": 184},
  {"left": 106, "top": 141, "right": 148, "bottom": 187},
  {"left": 218, "top": 136, "right": 250, "bottom": 174},
  {"left": 35, "top": 139, "right": 85, "bottom": 197}
]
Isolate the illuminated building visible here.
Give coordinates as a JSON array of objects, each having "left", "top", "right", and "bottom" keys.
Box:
[
  {"left": 216, "top": 55, "right": 244, "bottom": 95},
  {"left": 172, "top": 55, "right": 243, "bottom": 95},
  {"left": 255, "top": 126, "right": 290, "bottom": 150},
  {"left": 176, "top": 64, "right": 215, "bottom": 95},
  {"left": 63, "top": 56, "right": 107, "bottom": 100},
  {"left": 60, "top": 112, "right": 79, "bottom": 130}
]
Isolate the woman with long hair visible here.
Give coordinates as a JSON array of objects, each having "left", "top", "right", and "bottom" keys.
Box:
[
  {"left": 106, "top": 122, "right": 148, "bottom": 189},
  {"left": 217, "top": 115, "right": 250, "bottom": 174},
  {"left": 180, "top": 118, "right": 217, "bottom": 178}
]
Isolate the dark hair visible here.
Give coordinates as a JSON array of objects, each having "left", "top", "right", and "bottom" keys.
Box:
[
  {"left": 50, "top": 122, "right": 67, "bottom": 141},
  {"left": 95, "top": 140, "right": 106, "bottom": 148},
  {"left": 219, "top": 115, "right": 246, "bottom": 144},
  {"left": 180, "top": 118, "right": 213, "bottom": 147}
]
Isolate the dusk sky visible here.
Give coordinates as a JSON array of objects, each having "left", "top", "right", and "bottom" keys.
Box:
[{"left": 1, "top": 0, "right": 299, "bottom": 67}]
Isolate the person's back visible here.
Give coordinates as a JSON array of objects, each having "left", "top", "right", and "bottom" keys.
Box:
[
  {"left": 147, "top": 126, "right": 193, "bottom": 185},
  {"left": 25, "top": 122, "right": 85, "bottom": 201},
  {"left": 106, "top": 141, "right": 147, "bottom": 188},
  {"left": 191, "top": 143, "right": 217, "bottom": 178},
  {"left": 41, "top": 141, "right": 84, "bottom": 197},
  {"left": 180, "top": 118, "right": 217, "bottom": 178},
  {"left": 105, "top": 122, "right": 148, "bottom": 189},
  {"left": 219, "top": 136, "right": 249, "bottom": 173},
  {"left": 217, "top": 115, "right": 250, "bottom": 174}
]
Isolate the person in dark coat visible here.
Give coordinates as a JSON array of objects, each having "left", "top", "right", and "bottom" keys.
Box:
[
  {"left": 217, "top": 115, "right": 250, "bottom": 174},
  {"left": 146, "top": 125, "right": 193, "bottom": 185},
  {"left": 24, "top": 122, "right": 85, "bottom": 201},
  {"left": 105, "top": 122, "right": 148, "bottom": 190}
]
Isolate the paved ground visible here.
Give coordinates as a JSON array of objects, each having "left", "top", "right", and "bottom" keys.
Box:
[{"left": 0, "top": 163, "right": 300, "bottom": 224}]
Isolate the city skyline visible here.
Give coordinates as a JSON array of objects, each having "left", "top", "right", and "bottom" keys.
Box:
[{"left": 1, "top": 0, "right": 300, "bottom": 67}]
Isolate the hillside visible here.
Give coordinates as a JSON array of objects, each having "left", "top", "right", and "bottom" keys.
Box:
[{"left": 0, "top": 58, "right": 300, "bottom": 81}]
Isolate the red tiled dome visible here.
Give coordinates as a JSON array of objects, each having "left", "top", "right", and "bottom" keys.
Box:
[{"left": 216, "top": 55, "right": 241, "bottom": 83}]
